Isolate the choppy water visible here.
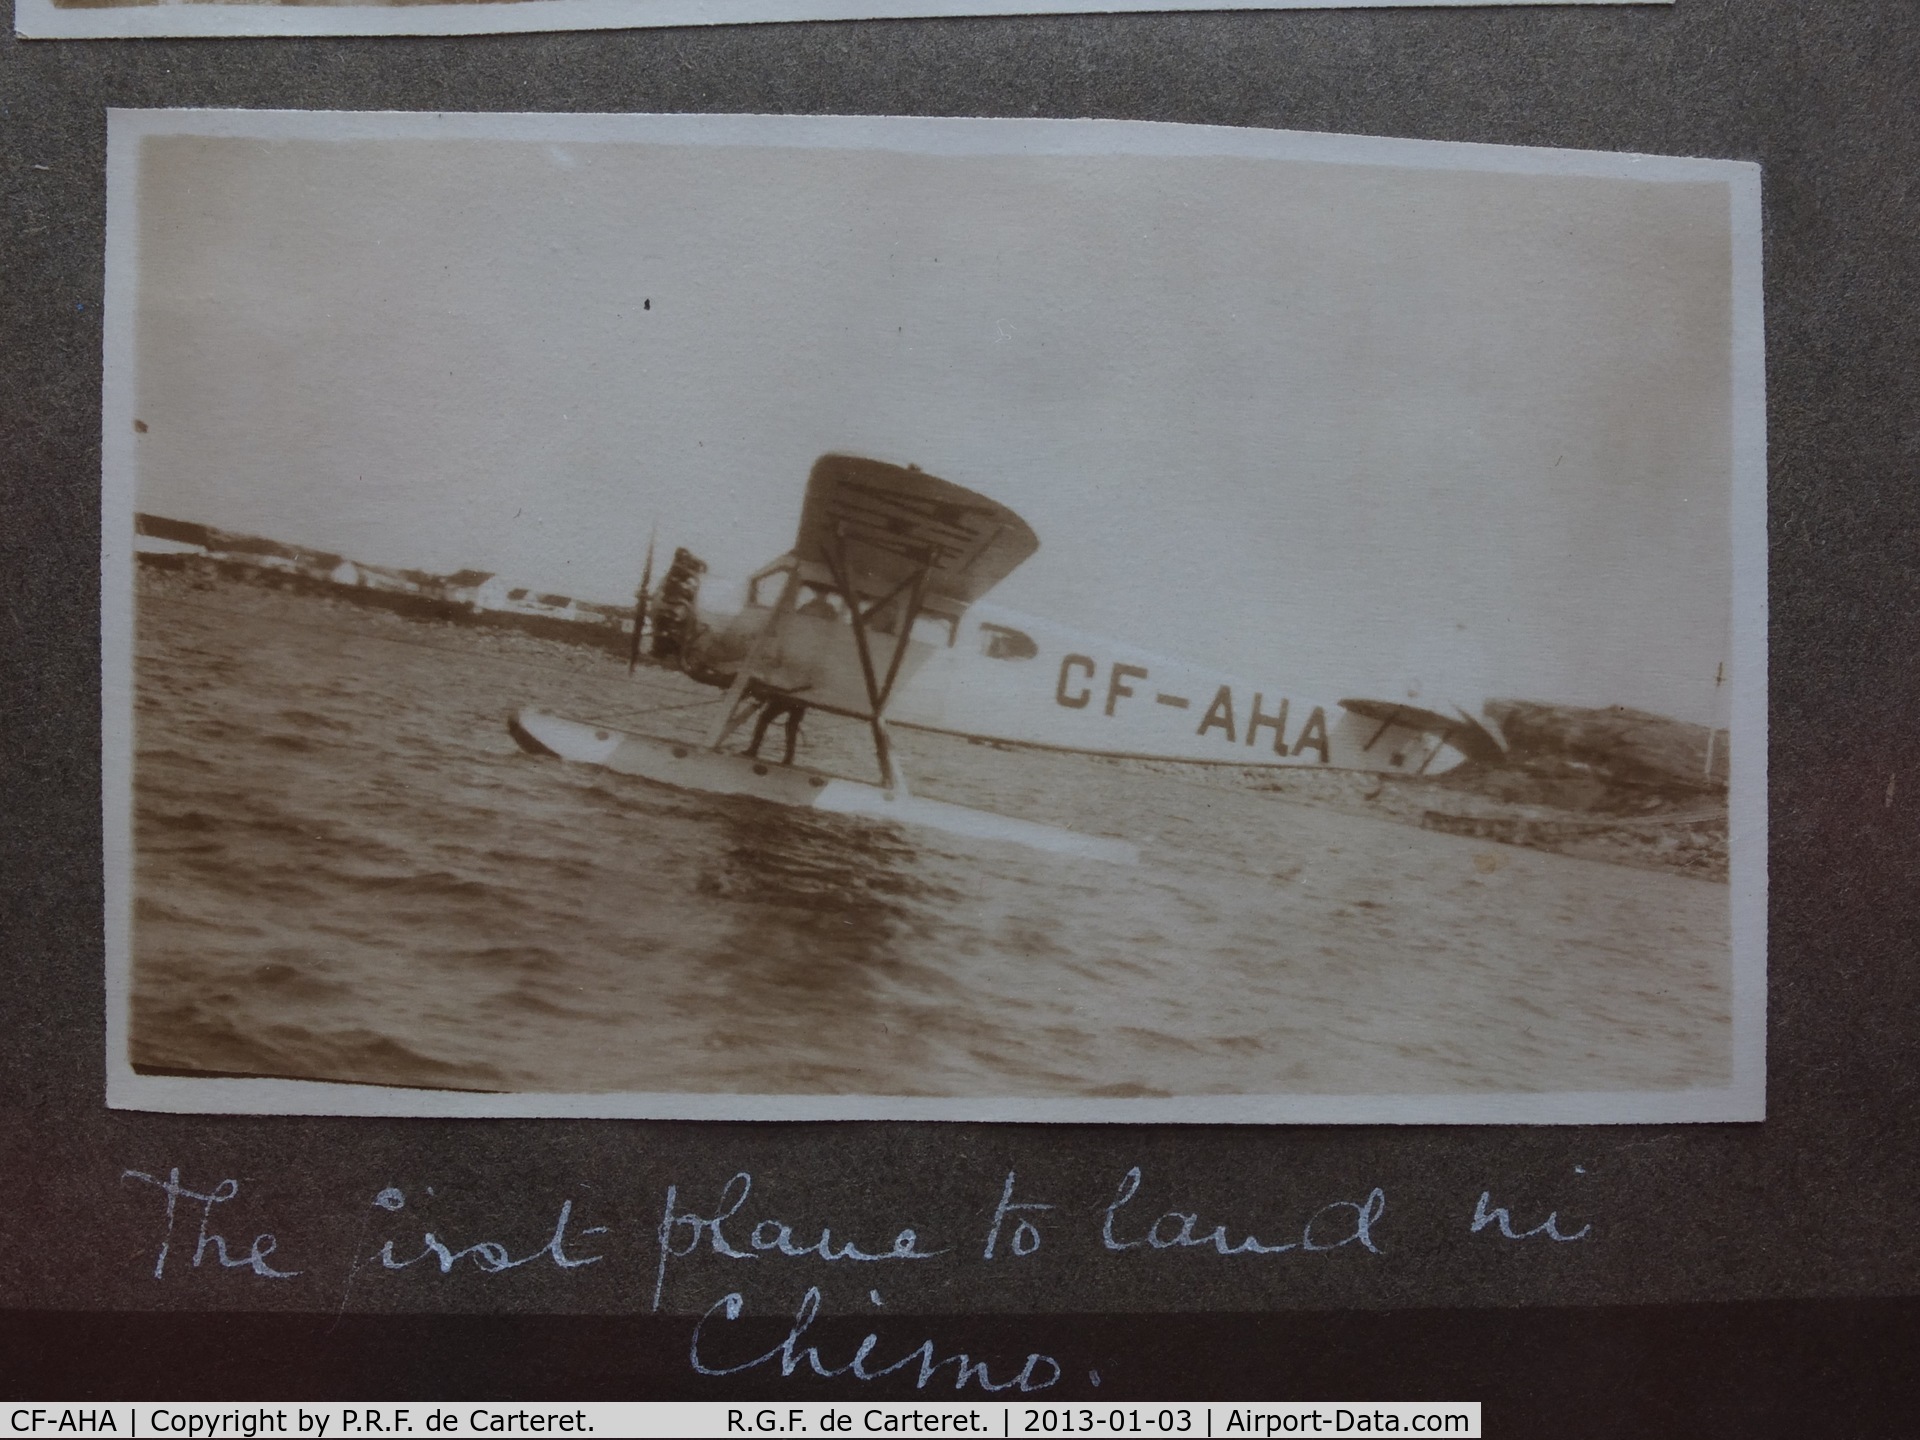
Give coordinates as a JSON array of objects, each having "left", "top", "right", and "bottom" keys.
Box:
[{"left": 130, "top": 571, "right": 1731, "bottom": 1097}]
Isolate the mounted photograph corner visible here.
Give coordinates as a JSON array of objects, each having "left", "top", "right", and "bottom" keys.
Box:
[{"left": 101, "top": 110, "right": 1766, "bottom": 1122}]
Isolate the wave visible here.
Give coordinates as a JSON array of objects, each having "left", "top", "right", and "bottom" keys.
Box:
[{"left": 127, "top": 572, "right": 1736, "bottom": 1098}]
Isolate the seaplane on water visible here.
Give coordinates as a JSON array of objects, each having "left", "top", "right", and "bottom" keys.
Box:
[{"left": 507, "top": 454, "right": 1507, "bottom": 865}]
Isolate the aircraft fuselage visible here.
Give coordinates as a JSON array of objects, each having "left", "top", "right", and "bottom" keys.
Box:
[{"left": 688, "top": 599, "right": 1481, "bottom": 777}]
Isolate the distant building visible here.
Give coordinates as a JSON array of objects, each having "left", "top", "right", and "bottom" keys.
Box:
[
  {"left": 485, "top": 586, "right": 582, "bottom": 620},
  {"left": 439, "top": 570, "right": 503, "bottom": 611},
  {"left": 134, "top": 514, "right": 630, "bottom": 644},
  {"left": 574, "top": 600, "right": 635, "bottom": 633},
  {"left": 347, "top": 562, "right": 427, "bottom": 595},
  {"left": 450, "top": 577, "right": 630, "bottom": 634},
  {"left": 286, "top": 547, "right": 346, "bottom": 582}
]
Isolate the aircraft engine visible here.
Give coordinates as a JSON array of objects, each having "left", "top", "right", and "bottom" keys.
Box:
[{"left": 649, "top": 547, "right": 706, "bottom": 665}]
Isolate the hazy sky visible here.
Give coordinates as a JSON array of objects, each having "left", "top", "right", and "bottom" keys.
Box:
[{"left": 131, "top": 126, "right": 1738, "bottom": 721}]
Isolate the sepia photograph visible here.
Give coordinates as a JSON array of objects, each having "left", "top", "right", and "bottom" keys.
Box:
[
  {"left": 19, "top": 0, "right": 1662, "bottom": 43},
  {"left": 102, "top": 109, "right": 1765, "bottom": 1122}
]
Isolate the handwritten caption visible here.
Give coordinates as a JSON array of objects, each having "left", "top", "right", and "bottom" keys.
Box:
[{"left": 120, "top": 1163, "right": 1590, "bottom": 1394}]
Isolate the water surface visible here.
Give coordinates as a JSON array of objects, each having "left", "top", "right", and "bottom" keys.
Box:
[{"left": 131, "top": 571, "right": 1731, "bottom": 1098}]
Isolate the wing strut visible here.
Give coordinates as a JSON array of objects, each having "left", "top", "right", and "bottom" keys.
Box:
[
  {"left": 1415, "top": 729, "right": 1453, "bottom": 776},
  {"left": 1361, "top": 707, "right": 1404, "bottom": 752},
  {"left": 874, "top": 566, "right": 931, "bottom": 709},
  {"left": 822, "top": 534, "right": 931, "bottom": 798}
]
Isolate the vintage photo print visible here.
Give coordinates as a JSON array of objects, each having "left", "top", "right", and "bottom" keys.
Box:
[
  {"left": 103, "top": 110, "right": 1765, "bottom": 1123},
  {"left": 23, "top": 0, "right": 1666, "bottom": 42}
]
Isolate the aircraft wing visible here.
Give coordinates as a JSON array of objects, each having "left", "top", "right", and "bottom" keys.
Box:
[
  {"left": 791, "top": 454, "right": 1038, "bottom": 613},
  {"left": 676, "top": 458, "right": 1509, "bottom": 784},
  {"left": 686, "top": 456, "right": 1040, "bottom": 781},
  {"left": 1336, "top": 697, "right": 1508, "bottom": 764}
]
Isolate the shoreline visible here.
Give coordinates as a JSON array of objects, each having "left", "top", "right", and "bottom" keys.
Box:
[{"left": 133, "top": 553, "right": 1727, "bottom": 883}]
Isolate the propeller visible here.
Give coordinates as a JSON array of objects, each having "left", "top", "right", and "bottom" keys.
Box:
[{"left": 627, "top": 523, "right": 657, "bottom": 675}]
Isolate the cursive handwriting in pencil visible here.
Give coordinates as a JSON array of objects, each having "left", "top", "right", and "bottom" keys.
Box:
[
  {"left": 373, "top": 1186, "right": 608, "bottom": 1274},
  {"left": 123, "top": 1167, "right": 299, "bottom": 1280},
  {"left": 654, "top": 1172, "right": 946, "bottom": 1311},
  {"left": 1101, "top": 1166, "right": 1388, "bottom": 1255},
  {"left": 691, "top": 1286, "right": 1060, "bottom": 1392},
  {"left": 1471, "top": 1190, "right": 1591, "bottom": 1242}
]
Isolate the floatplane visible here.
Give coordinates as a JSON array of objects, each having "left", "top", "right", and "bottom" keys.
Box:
[{"left": 507, "top": 455, "right": 1506, "bottom": 864}]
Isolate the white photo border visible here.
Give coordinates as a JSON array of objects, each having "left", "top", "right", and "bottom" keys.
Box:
[{"left": 101, "top": 109, "right": 1765, "bottom": 1125}]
